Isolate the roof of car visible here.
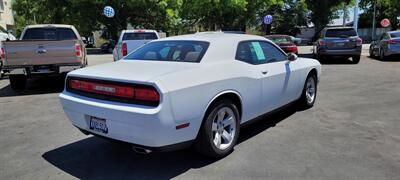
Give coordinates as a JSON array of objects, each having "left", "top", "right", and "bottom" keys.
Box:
[
  {"left": 123, "top": 29, "right": 158, "bottom": 33},
  {"left": 324, "top": 27, "right": 355, "bottom": 30},
  {"left": 265, "top": 34, "right": 290, "bottom": 37},
  {"left": 24, "top": 24, "right": 74, "bottom": 29},
  {"left": 155, "top": 32, "right": 267, "bottom": 43}
]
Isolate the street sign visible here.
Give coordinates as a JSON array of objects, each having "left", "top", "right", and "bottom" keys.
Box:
[
  {"left": 103, "top": 6, "right": 115, "bottom": 18},
  {"left": 264, "top": 15, "right": 273, "bottom": 25},
  {"left": 380, "top": 18, "right": 391, "bottom": 28}
]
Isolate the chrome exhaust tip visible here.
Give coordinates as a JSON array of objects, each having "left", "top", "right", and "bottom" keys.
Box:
[{"left": 132, "top": 146, "right": 152, "bottom": 154}]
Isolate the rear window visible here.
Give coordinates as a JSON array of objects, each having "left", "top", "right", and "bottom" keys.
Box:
[
  {"left": 325, "top": 28, "right": 357, "bottom": 38},
  {"left": 266, "top": 36, "right": 292, "bottom": 43},
  {"left": 389, "top": 32, "right": 400, "bottom": 38},
  {"left": 122, "top": 32, "right": 158, "bottom": 40},
  {"left": 124, "top": 41, "right": 209, "bottom": 63},
  {"left": 23, "top": 28, "right": 77, "bottom": 40}
]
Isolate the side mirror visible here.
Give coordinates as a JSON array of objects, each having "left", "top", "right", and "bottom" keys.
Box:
[
  {"left": 288, "top": 53, "right": 298, "bottom": 61},
  {"left": 7, "top": 30, "right": 13, "bottom": 34}
]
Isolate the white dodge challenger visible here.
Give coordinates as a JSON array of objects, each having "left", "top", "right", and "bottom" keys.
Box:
[{"left": 59, "top": 32, "right": 321, "bottom": 158}]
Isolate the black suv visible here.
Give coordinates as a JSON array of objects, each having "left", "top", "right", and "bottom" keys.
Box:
[{"left": 313, "top": 27, "right": 362, "bottom": 64}]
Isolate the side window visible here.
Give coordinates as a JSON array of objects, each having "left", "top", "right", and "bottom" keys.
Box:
[
  {"left": 260, "top": 41, "right": 287, "bottom": 62},
  {"left": 236, "top": 41, "right": 266, "bottom": 64}
]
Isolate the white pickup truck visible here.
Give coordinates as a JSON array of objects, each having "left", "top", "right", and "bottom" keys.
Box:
[{"left": 113, "top": 29, "right": 161, "bottom": 61}]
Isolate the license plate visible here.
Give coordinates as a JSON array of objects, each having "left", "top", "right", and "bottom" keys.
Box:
[
  {"left": 89, "top": 116, "right": 108, "bottom": 134},
  {"left": 336, "top": 42, "right": 345, "bottom": 46}
]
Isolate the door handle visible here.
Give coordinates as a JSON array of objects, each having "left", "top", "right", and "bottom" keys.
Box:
[{"left": 261, "top": 70, "right": 268, "bottom": 75}]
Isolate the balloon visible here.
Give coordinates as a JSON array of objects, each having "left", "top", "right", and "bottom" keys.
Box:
[{"left": 103, "top": 6, "right": 115, "bottom": 18}]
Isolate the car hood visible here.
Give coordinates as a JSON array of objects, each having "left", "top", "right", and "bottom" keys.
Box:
[{"left": 68, "top": 60, "right": 198, "bottom": 83}]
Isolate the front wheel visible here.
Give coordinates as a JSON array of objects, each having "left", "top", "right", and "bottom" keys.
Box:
[
  {"left": 195, "top": 99, "right": 240, "bottom": 158},
  {"left": 298, "top": 73, "right": 317, "bottom": 109}
]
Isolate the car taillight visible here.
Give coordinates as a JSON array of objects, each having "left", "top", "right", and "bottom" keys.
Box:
[
  {"left": 67, "top": 78, "right": 160, "bottom": 106},
  {"left": 287, "top": 45, "right": 298, "bottom": 53},
  {"left": 135, "top": 87, "right": 160, "bottom": 102},
  {"left": 69, "top": 79, "right": 134, "bottom": 98},
  {"left": 75, "top": 44, "right": 82, "bottom": 57},
  {"left": 356, "top": 38, "right": 363, "bottom": 46},
  {"left": 122, "top": 42, "right": 127, "bottom": 56},
  {"left": 388, "top": 39, "right": 399, "bottom": 44},
  {"left": 318, "top": 40, "right": 327, "bottom": 46},
  {"left": 1, "top": 47, "right": 5, "bottom": 59}
]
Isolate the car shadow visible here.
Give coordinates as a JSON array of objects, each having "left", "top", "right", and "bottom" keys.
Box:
[
  {"left": 298, "top": 53, "right": 355, "bottom": 65},
  {"left": 42, "top": 104, "right": 299, "bottom": 179},
  {"left": 368, "top": 56, "right": 400, "bottom": 62},
  {"left": 0, "top": 76, "right": 64, "bottom": 97}
]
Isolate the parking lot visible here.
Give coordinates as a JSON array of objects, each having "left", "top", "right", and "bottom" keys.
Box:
[{"left": 0, "top": 49, "right": 399, "bottom": 179}]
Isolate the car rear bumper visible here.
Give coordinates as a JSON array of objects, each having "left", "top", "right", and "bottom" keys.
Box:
[
  {"left": 3, "top": 63, "right": 82, "bottom": 76},
  {"left": 318, "top": 47, "right": 362, "bottom": 56},
  {"left": 59, "top": 92, "right": 199, "bottom": 149}
]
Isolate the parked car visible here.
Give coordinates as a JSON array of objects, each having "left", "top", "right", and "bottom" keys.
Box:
[
  {"left": 100, "top": 39, "right": 116, "bottom": 53},
  {"left": 1, "top": 24, "right": 87, "bottom": 90},
  {"left": 0, "top": 26, "right": 16, "bottom": 41},
  {"left": 369, "top": 31, "right": 400, "bottom": 60},
  {"left": 59, "top": 32, "right": 321, "bottom": 158},
  {"left": 313, "top": 27, "right": 362, "bottom": 64},
  {"left": 266, "top": 35, "right": 299, "bottom": 54},
  {"left": 113, "top": 29, "right": 160, "bottom": 61}
]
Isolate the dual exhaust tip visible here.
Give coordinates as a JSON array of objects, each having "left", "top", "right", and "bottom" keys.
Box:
[{"left": 132, "top": 146, "right": 152, "bottom": 154}]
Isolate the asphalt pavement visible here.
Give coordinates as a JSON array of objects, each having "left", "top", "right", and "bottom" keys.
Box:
[{"left": 0, "top": 51, "right": 399, "bottom": 180}]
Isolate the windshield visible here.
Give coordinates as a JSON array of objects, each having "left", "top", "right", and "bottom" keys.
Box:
[
  {"left": 124, "top": 41, "right": 210, "bottom": 63},
  {"left": 122, "top": 32, "right": 158, "bottom": 40},
  {"left": 23, "top": 28, "right": 77, "bottom": 40},
  {"left": 389, "top": 32, "right": 400, "bottom": 38},
  {"left": 325, "top": 28, "right": 357, "bottom": 38},
  {"left": 266, "top": 36, "right": 292, "bottom": 43}
]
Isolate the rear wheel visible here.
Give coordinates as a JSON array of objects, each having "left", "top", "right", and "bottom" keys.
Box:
[
  {"left": 298, "top": 73, "right": 317, "bottom": 109},
  {"left": 369, "top": 47, "right": 375, "bottom": 58},
  {"left": 195, "top": 99, "right": 240, "bottom": 158},
  {"left": 379, "top": 48, "right": 386, "bottom": 60},
  {"left": 9, "top": 75, "right": 27, "bottom": 90},
  {"left": 352, "top": 56, "right": 360, "bottom": 64}
]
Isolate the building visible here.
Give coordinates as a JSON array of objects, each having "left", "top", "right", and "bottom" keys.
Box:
[{"left": 0, "top": 0, "right": 14, "bottom": 31}]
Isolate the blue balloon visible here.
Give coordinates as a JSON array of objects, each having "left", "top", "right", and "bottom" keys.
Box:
[
  {"left": 264, "top": 15, "right": 273, "bottom": 25},
  {"left": 103, "top": 6, "right": 115, "bottom": 18}
]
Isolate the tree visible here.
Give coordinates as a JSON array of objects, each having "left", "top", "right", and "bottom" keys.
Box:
[
  {"left": 267, "top": 0, "right": 308, "bottom": 36},
  {"left": 305, "top": 0, "right": 352, "bottom": 39},
  {"left": 359, "top": 0, "right": 400, "bottom": 30}
]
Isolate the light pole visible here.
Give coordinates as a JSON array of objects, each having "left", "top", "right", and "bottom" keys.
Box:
[
  {"left": 372, "top": 0, "right": 377, "bottom": 40},
  {"left": 353, "top": 0, "right": 359, "bottom": 30}
]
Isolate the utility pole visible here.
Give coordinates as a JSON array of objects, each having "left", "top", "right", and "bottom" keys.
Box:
[
  {"left": 372, "top": 0, "right": 377, "bottom": 40},
  {"left": 353, "top": 0, "right": 359, "bottom": 30}
]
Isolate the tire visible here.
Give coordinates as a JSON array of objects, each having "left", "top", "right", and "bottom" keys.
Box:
[
  {"left": 9, "top": 75, "right": 27, "bottom": 90},
  {"left": 298, "top": 73, "right": 317, "bottom": 109},
  {"left": 352, "top": 56, "right": 360, "bottom": 64},
  {"left": 369, "top": 47, "right": 374, "bottom": 58},
  {"left": 379, "top": 48, "right": 385, "bottom": 60},
  {"left": 195, "top": 99, "right": 240, "bottom": 158}
]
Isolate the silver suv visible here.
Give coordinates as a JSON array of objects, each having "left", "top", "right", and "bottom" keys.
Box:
[{"left": 313, "top": 27, "right": 362, "bottom": 64}]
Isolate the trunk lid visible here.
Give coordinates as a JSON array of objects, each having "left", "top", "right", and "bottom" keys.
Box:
[
  {"left": 68, "top": 60, "right": 198, "bottom": 83},
  {"left": 324, "top": 37, "right": 358, "bottom": 50}
]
